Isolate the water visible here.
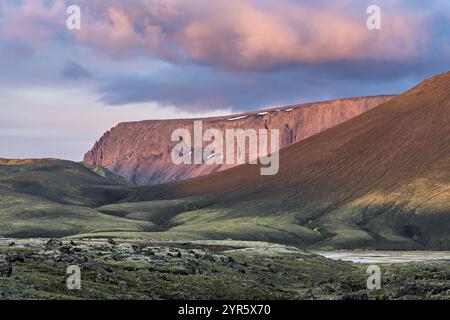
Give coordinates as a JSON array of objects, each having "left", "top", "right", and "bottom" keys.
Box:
[{"left": 313, "top": 251, "right": 450, "bottom": 264}]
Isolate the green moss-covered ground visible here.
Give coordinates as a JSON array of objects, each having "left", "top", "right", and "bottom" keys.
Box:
[{"left": 1, "top": 239, "right": 449, "bottom": 300}]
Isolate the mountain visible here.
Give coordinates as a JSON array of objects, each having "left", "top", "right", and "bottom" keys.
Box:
[
  {"left": 0, "top": 159, "right": 154, "bottom": 238},
  {"left": 128, "top": 71, "right": 450, "bottom": 249},
  {"left": 84, "top": 96, "right": 392, "bottom": 185},
  {"left": 2, "top": 72, "right": 448, "bottom": 250}
]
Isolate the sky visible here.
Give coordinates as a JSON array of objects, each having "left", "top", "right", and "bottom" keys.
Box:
[{"left": 0, "top": 0, "right": 449, "bottom": 161}]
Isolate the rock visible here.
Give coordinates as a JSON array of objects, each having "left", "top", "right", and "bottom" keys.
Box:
[
  {"left": 0, "top": 261, "right": 12, "bottom": 277},
  {"left": 335, "top": 291, "right": 369, "bottom": 300},
  {"left": 44, "top": 239, "right": 63, "bottom": 251},
  {"left": 7, "top": 254, "right": 25, "bottom": 263},
  {"left": 59, "top": 245, "right": 75, "bottom": 255},
  {"left": 107, "top": 238, "right": 117, "bottom": 245},
  {"left": 83, "top": 96, "right": 392, "bottom": 185},
  {"left": 96, "top": 271, "right": 117, "bottom": 284}
]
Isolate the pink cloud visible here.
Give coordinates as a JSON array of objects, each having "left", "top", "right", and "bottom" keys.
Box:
[
  {"left": 71, "top": 4, "right": 166, "bottom": 59},
  {"left": 0, "top": 0, "right": 428, "bottom": 69},
  {"left": 1, "top": 0, "right": 66, "bottom": 45},
  {"left": 173, "top": 1, "right": 427, "bottom": 69}
]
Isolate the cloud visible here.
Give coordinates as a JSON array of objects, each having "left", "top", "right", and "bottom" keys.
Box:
[
  {"left": 0, "top": 0, "right": 435, "bottom": 70},
  {"left": 170, "top": 0, "right": 425, "bottom": 70},
  {"left": 61, "top": 61, "right": 93, "bottom": 80},
  {"left": 98, "top": 60, "right": 437, "bottom": 112},
  {"left": 0, "top": 0, "right": 448, "bottom": 112},
  {"left": 0, "top": 38, "right": 34, "bottom": 60},
  {"left": 0, "top": 0, "right": 67, "bottom": 46}
]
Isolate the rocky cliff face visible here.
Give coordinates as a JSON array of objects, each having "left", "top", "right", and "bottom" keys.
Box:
[{"left": 84, "top": 96, "right": 393, "bottom": 185}]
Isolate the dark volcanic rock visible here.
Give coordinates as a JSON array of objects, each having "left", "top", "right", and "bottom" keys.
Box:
[
  {"left": 108, "top": 238, "right": 118, "bottom": 246},
  {"left": 45, "top": 239, "right": 63, "bottom": 251},
  {"left": 0, "top": 261, "right": 12, "bottom": 277}
]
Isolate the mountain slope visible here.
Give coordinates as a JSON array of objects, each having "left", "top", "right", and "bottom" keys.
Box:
[
  {"left": 0, "top": 159, "right": 133, "bottom": 206},
  {"left": 129, "top": 71, "right": 450, "bottom": 249},
  {"left": 84, "top": 95, "right": 392, "bottom": 185},
  {"left": 0, "top": 160, "right": 156, "bottom": 238}
]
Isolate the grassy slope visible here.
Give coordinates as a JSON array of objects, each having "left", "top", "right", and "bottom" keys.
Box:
[
  {"left": 123, "top": 72, "right": 450, "bottom": 249},
  {"left": 0, "top": 160, "right": 156, "bottom": 238},
  {"left": 0, "top": 159, "right": 133, "bottom": 206}
]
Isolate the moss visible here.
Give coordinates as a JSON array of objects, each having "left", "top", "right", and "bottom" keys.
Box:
[{"left": 2, "top": 240, "right": 450, "bottom": 300}]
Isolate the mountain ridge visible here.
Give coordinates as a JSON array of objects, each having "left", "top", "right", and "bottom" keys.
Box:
[
  {"left": 126, "top": 71, "right": 450, "bottom": 249},
  {"left": 84, "top": 95, "right": 393, "bottom": 185}
]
